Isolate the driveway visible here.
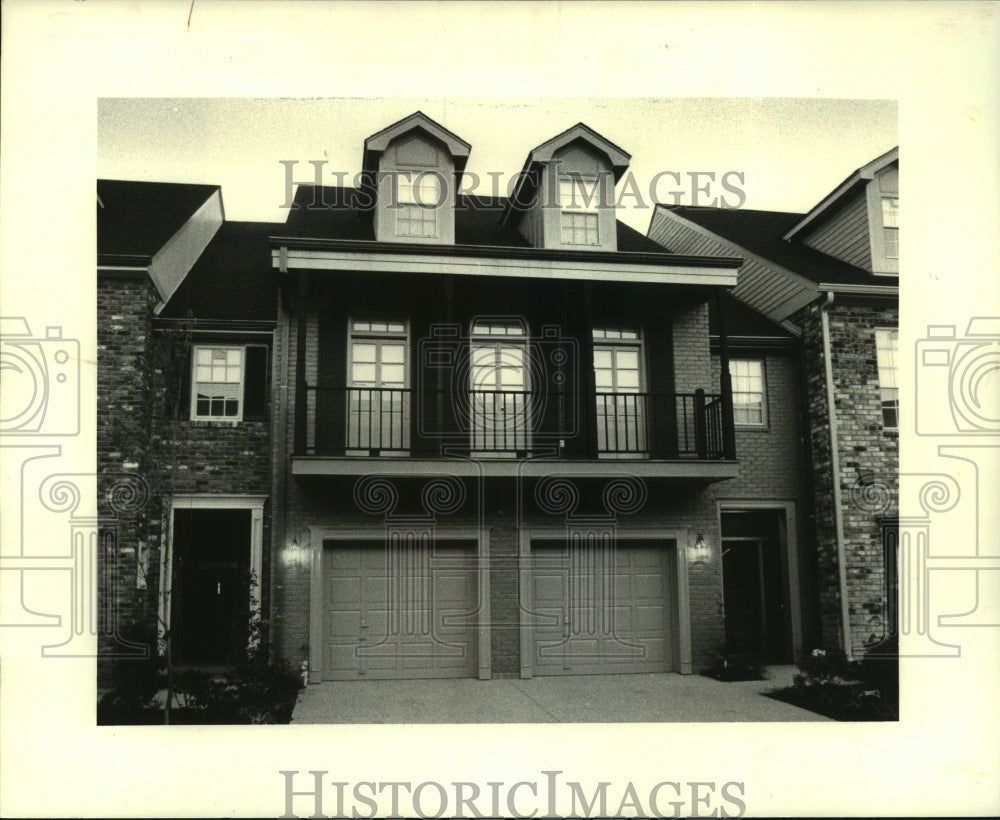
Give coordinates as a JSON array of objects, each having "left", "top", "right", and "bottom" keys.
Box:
[{"left": 291, "top": 667, "right": 829, "bottom": 723}]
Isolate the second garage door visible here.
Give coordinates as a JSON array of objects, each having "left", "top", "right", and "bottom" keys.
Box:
[
  {"left": 528, "top": 539, "right": 675, "bottom": 676},
  {"left": 323, "top": 541, "right": 479, "bottom": 680}
]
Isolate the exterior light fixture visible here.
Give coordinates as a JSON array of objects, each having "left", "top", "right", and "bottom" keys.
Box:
[
  {"left": 282, "top": 535, "right": 309, "bottom": 568},
  {"left": 688, "top": 533, "right": 712, "bottom": 564}
]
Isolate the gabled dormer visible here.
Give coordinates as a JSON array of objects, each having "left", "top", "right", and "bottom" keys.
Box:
[
  {"left": 502, "top": 123, "right": 631, "bottom": 252},
  {"left": 362, "top": 111, "right": 471, "bottom": 245},
  {"left": 783, "top": 147, "right": 899, "bottom": 275}
]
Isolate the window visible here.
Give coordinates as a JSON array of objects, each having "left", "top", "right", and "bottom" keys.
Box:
[
  {"left": 593, "top": 328, "right": 646, "bottom": 453},
  {"left": 190, "top": 344, "right": 268, "bottom": 421},
  {"left": 875, "top": 328, "right": 899, "bottom": 428},
  {"left": 882, "top": 197, "right": 899, "bottom": 259},
  {"left": 559, "top": 176, "right": 599, "bottom": 245},
  {"left": 396, "top": 171, "right": 440, "bottom": 238},
  {"left": 730, "top": 359, "right": 766, "bottom": 426},
  {"left": 470, "top": 321, "right": 529, "bottom": 453},
  {"left": 348, "top": 320, "right": 409, "bottom": 452}
]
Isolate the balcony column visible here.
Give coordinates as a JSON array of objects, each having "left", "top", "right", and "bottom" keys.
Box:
[
  {"left": 293, "top": 271, "right": 309, "bottom": 456},
  {"left": 714, "top": 290, "right": 736, "bottom": 459}
]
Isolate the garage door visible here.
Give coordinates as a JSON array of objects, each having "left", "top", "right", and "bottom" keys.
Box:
[
  {"left": 323, "top": 541, "right": 478, "bottom": 680},
  {"left": 529, "top": 539, "right": 674, "bottom": 676}
]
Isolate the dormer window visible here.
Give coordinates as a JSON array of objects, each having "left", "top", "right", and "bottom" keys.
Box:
[
  {"left": 559, "top": 176, "right": 600, "bottom": 245},
  {"left": 396, "top": 171, "right": 441, "bottom": 238},
  {"left": 881, "top": 197, "right": 899, "bottom": 259}
]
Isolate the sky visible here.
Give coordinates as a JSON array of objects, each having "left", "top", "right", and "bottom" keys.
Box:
[{"left": 98, "top": 97, "right": 897, "bottom": 233}]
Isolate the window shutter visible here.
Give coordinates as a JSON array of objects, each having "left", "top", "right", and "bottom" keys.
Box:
[
  {"left": 243, "top": 345, "right": 268, "bottom": 419},
  {"left": 176, "top": 346, "right": 192, "bottom": 419}
]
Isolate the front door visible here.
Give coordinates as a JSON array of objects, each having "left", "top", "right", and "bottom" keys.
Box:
[
  {"left": 721, "top": 510, "right": 791, "bottom": 664},
  {"left": 170, "top": 508, "right": 251, "bottom": 666}
]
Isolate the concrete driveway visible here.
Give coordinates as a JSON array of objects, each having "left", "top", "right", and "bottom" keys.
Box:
[{"left": 291, "top": 667, "right": 829, "bottom": 723}]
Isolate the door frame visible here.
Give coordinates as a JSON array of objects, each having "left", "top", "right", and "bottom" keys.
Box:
[
  {"left": 306, "top": 526, "right": 491, "bottom": 683},
  {"left": 716, "top": 500, "right": 802, "bottom": 663},
  {"left": 518, "top": 526, "right": 692, "bottom": 678},
  {"left": 159, "top": 494, "right": 266, "bottom": 655}
]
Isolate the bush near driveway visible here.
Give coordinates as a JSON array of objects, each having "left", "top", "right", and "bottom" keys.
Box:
[{"left": 766, "top": 636, "right": 899, "bottom": 721}]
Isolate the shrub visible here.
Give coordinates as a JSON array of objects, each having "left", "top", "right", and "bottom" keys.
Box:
[{"left": 706, "top": 620, "right": 767, "bottom": 681}]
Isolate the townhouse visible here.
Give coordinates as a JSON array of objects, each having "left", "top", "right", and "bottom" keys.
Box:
[
  {"left": 97, "top": 111, "right": 893, "bottom": 692},
  {"left": 649, "top": 147, "right": 900, "bottom": 655}
]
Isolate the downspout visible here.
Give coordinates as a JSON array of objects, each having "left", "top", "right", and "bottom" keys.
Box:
[{"left": 820, "top": 290, "right": 853, "bottom": 658}]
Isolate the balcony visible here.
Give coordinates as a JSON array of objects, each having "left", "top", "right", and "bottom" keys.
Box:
[{"left": 292, "top": 386, "right": 737, "bottom": 480}]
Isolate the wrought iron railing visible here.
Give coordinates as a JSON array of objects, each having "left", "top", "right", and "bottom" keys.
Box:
[{"left": 304, "top": 386, "right": 732, "bottom": 459}]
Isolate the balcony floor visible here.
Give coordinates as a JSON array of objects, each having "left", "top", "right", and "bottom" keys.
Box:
[{"left": 291, "top": 454, "right": 739, "bottom": 480}]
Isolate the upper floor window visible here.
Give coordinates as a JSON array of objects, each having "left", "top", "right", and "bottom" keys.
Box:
[
  {"left": 875, "top": 328, "right": 899, "bottom": 429},
  {"left": 559, "top": 176, "right": 599, "bottom": 245},
  {"left": 347, "top": 320, "right": 409, "bottom": 453},
  {"left": 469, "top": 321, "right": 529, "bottom": 453},
  {"left": 882, "top": 197, "right": 899, "bottom": 259},
  {"left": 396, "top": 171, "right": 441, "bottom": 238},
  {"left": 593, "top": 328, "right": 646, "bottom": 453},
  {"left": 190, "top": 344, "right": 268, "bottom": 421},
  {"left": 730, "top": 359, "right": 767, "bottom": 427}
]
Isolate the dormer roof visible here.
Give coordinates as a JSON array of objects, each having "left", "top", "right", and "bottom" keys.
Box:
[
  {"left": 782, "top": 146, "right": 898, "bottom": 241},
  {"left": 362, "top": 110, "right": 472, "bottom": 178}
]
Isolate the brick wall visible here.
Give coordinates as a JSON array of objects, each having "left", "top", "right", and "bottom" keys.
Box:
[
  {"left": 794, "top": 299, "right": 899, "bottom": 655},
  {"left": 97, "top": 274, "right": 275, "bottom": 687},
  {"left": 97, "top": 274, "right": 160, "bottom": 684}
]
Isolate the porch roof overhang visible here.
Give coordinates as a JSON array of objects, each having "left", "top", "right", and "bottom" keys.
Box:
[{"left": 271, "top": 236, "right": 741, "bottom": 288}]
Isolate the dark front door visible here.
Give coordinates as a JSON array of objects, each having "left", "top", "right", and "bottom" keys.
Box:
[
  {"left": 721, "top": 510, "right": 791, "bottom": 664},
  {"left": 170, "top": 508, "right": 252, "bottom": 666}
]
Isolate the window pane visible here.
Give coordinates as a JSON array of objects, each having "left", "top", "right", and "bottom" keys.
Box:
[
  {"left": 616, "top": 350, "right": 639, "bottom": 370},
  {"left": 382, "top": 345, "right": 405, "bottom": 364},
  {"left": 353, "top": 343, "right": 377, "bottom": 363},
  {"left": 594, "top": 369, "right": 613, "bottom": 388},
  {"left": 196, "top": 348, "right": 213, "bottom": 365},
  {"left": 593, "top": 349, "right": 612, "bottom": 368},
  {"left": 352, "top": 363, "right": 377, "bottom": 383},
  {"left": 381, "top": 365, "right": 405, "bottom": 385}
]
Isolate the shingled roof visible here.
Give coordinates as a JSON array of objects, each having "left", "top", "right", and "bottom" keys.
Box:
[
  {"left": 159, "top": 221, "right": 279, "bottom": 322},
  {"left": 97, "top": 180, "right": 220, "bottom": 259},
  {"left": 661, "top": 205, "right": 897, "bottom": 287},
  {"left": 279, "top": 185, "right": 672, "bottom": 255}
]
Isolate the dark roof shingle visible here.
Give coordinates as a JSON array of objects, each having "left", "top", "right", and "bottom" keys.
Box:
[
  {"left": 159, "top": 221, "right": 279, "bottom": 321},
  {"left": 97, "top": 180, "right": 220, "bottom": 258},
  {"left": 665, "top": 205, "right": 897, "bottom": 287}
]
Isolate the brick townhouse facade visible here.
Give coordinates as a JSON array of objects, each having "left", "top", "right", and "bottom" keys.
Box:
[
  {"left": 648, "top": 147, "right": 900, "bottom": 656},
  {"left": 97, "top": 113, "right": 896, "bottom": 692}
]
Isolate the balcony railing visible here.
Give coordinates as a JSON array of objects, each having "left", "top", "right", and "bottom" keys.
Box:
[{"left": 303, "top": 386, "right": 732, "bottom": 460}]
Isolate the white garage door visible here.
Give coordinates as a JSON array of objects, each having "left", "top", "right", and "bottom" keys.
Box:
[
  {"left": 529, "top": 539, "right": 674, "bottom": 676},
  {"left": 323, "top": 541, "right": 478, "bottom": 680}
]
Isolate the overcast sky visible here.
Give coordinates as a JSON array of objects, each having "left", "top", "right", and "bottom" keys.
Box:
[{"left": 98, "top": 97, "right": 897, "bottom": 233}]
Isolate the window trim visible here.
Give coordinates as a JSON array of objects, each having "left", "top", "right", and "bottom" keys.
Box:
[
  {"left": 190, "top": 344, "right": 247, "bottom": 422},
  {"left": 189, "top": 343, "right": 270, "bottom": 423},
  {"left": 345, "top": 318, "right": 411, "bottom": 455},
  {"left": 875, "top": 327, "right": 899, "bottom": 430},
  {"left": 881, "top": 196, "right": 899, "bottom": 260},
  {"left": 394, "top": 170, "right": 441, "bottom": 239},
  {"left": 729, "top": 358, "right": 768, "bottom": 428},
  {"left": 558, "top": 174, "right": 601, "bottom": 246}
]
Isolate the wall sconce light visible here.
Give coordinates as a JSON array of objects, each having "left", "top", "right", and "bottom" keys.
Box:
[
  {"left": 688, "top": 533, "right": 712, "bottom": 564},
  {"left": 282, "top": 535, "right": 309, "bottom": 569}
]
